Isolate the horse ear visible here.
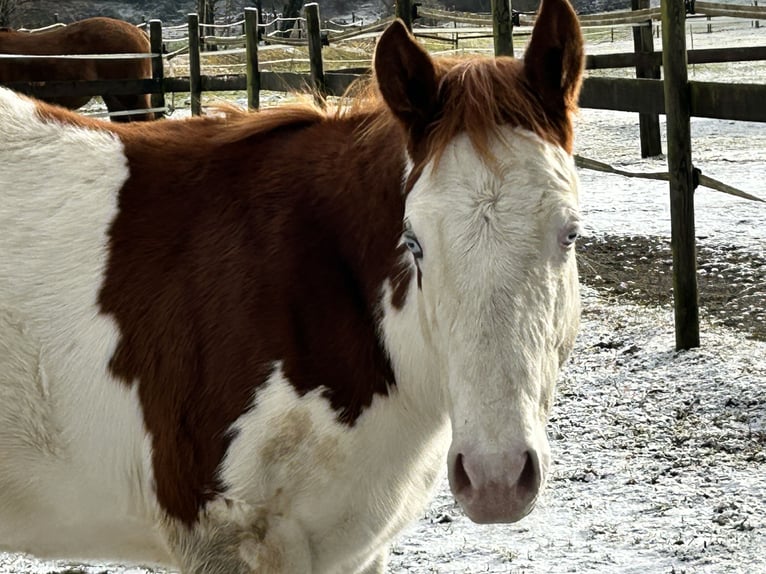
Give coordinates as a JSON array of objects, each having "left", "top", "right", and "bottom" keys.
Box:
[
  {"left": 523, "top": 0, "right": 584, "bottom": 112},
  {"left": 374, "top": 20, "right": 438, "bottom": 132}
]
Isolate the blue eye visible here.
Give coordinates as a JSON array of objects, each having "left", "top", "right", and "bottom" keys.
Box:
[
  {"left": 560, "top": 222, "right": 582, "bottom": 248},
  {"left": 403, "top": 231, "right": 423, "bottom": 259}
]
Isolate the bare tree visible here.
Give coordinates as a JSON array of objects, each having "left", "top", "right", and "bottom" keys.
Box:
[
  {"left": 196, "top": 0, "right": 219, "bottom": 26},
  {"left": 279, "top": 0, "right": 303, "bottom": 32},
  {"left": 0, "top": 0, "right": 29, "bottom": 28},
  {"left": 196, "top": 0, "right": 220, "bottom": 51}
]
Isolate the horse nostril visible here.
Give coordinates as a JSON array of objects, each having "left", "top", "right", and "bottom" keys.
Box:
[
  {"left": 453, "top": 452, "right": 472, "bottom": 492},
  {"left": 518, "top": 450, "right": 540, "bottom": 495}
]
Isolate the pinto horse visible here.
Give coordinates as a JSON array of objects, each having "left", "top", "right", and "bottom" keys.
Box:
[
  {"left": 0, "top": 0, "right": 584, "bottom": 571},
  {"left": 0, "top": 17, "right": 154, "bottom": 122}
]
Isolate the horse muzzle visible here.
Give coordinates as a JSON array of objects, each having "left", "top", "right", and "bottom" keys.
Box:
[{"left": 447, "top": 445, "right": 544, "bottom": 523}]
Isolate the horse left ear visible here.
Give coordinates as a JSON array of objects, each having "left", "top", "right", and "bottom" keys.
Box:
[
  {"left": 523, "top": 0, "right": 584, "bottom": 113},
  {"left": 374, "top": 20, "right": 438, "bottom": 134}
]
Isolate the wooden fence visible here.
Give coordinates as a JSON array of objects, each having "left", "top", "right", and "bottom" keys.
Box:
[{"left": 2, "top": 0, "right": 765, "bottom": 350}]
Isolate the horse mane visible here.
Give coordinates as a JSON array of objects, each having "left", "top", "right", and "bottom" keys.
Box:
[{"left": 34, "top": 50, "right": 574, "bottom": 158}]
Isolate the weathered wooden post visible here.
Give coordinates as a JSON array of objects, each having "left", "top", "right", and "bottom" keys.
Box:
[
  {"left": 255, "top": 0, "right": 264, "bottom": 40},
  {"left": 396, "top": 0, "right": 413, "bottom": 31},
  {"left": 149, "top": 20, "right": 165, "bottom": 119},
  {"left": 661, "top": 0, "right": 700, "bottom": 349},
  {"left": 245, "top": 7, "right": 260, "bottom": 110},
  {"left": 632, "top": 0, "right": 662, "bottom": 157},
  {"left": 492, "top": 0, "right": 514, "bottom": 57},
  {"left": 188, "top": 13, "right": 203, "bottom": 116},
  {"left": 305, "top": 3, "right": 326, "bottom": 101}
]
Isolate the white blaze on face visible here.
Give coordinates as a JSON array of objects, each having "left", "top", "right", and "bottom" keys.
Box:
[{"left": 402, "top": 126, "right": 581, "bottom": 523}]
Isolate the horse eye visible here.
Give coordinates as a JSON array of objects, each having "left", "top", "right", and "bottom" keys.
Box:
[
  {"left": 560, "top": 223, "right": 581, "bottom": 248},
  {"left": 403, "top": 231, "right": 423, "bottom": 259}
]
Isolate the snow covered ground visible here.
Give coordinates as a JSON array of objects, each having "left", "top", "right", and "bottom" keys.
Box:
[{"left": 1, "top": 15, "right": 764, "bottom": 574}]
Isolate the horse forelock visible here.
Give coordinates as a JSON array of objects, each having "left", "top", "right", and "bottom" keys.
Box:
[{"left": 430, "top": 56, "right": 576, "bottom": 160}]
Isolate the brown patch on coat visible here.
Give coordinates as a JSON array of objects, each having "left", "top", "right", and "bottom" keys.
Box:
[{"left": 68, "top": 101, "right": 406, "bottom": 524}]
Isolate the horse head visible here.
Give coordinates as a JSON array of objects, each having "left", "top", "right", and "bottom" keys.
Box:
[{"left": 375, "top": 0, "right": 584, "bottom": 523}]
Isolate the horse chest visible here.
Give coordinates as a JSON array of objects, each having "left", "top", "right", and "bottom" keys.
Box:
[{"left": 215, "top": 366, "right": 450, "bottom": 572}]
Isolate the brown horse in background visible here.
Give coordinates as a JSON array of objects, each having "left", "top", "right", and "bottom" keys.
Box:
[{"left": 0, "top": 17, "right": 155, "bottom": 122}]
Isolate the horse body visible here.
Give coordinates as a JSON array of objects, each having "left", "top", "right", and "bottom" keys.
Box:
[
  {"left": 0, "top": 1, "right": 584, "bottom": 572},
  {"left": 0, "top": 17, "right": 154, "bottom": 121}
]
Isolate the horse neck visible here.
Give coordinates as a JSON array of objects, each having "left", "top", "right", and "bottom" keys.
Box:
[
  {"left": 333, "top": 114, "right": 448, "bottom": 422},
  {"left": 289, "top": 111, "right": 446, "bottom": 420},
  {"left": 292, "top": 112, "right": 410, "bottom": 312}
]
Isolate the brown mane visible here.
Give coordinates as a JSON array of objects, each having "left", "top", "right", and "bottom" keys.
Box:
[{"left": 148, "top": 48, "right": 578, "bottom": 167}]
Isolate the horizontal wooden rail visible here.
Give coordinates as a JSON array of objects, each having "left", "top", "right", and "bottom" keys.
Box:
[
  {"left": 578, "top": 9, "right": 662, "bottom": 26},
  {"left": 578, "top": 6, "right": 660, "bottom": 23},
  {"left": 579, "top": 76, "right": 766, "bottom": 122},
  {"left": 587, "top": 45, "right": 766, "bottom": 69},
  {"left": 691, "top": 81, "right": 766, "bottom": 122},
  {"left": 6, "top": 73, "right": 765, "bottom": 124},
  {"left": 163, "top": 71, "right": 363, "bottom": 98},
  {"left": 580, "top": 77, "right": 665, "bottom": 114},
  {"left": 695, "top": 1, "right": 766, "bottom": 19},
  {"left": 3, "top": 78, "right": 161, "bottom": 99},
  {"left": 328, "top": 17, "right": 393, "bottom": 42},
  {"left": 203, "top": 35, "right": 247, "bottom": 47}
]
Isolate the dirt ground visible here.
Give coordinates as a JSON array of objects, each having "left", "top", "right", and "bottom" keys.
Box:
[{"left": 577, "top": 234, "right": 766, "bottom": 342}]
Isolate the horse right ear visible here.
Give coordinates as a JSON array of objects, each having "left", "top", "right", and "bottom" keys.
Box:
[{"left": 374, "top": 20, "right": 438, "bottom": 134}]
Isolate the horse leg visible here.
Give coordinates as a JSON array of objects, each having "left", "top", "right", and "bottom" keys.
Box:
[
  {"left": 103, "top": 93, "right": 155, "bottom": 122},
  {"left": 238, "top": 516, "right": 312, "bottom": 574}
]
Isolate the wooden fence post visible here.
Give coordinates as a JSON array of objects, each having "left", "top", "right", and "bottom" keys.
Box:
[
  {"left": 492, "top": 0, "right": 514, "bottom": 57},
  {"left": 255, "top": 0, "right": 264, "bottom": 40},
  {"left": 188, "top": 13, "right": 203, "bottom": 116},
  {"left": 396, "top": 0, "right": 413, "bottom": 31},
  {"left": 661, "top": 0, "right": 700, "bottom": 350},
  {"left": 632, "top": 0, "right": 661, "bottom": 157},
  {"left": 245, "top": 7, "right": 260, "bottom": 110},
  {"left": 149, "top": 19, "right": 165, "bottom": 119},
  {"left": 305, "top": 3, "right": 326, "bottom": 101}
]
